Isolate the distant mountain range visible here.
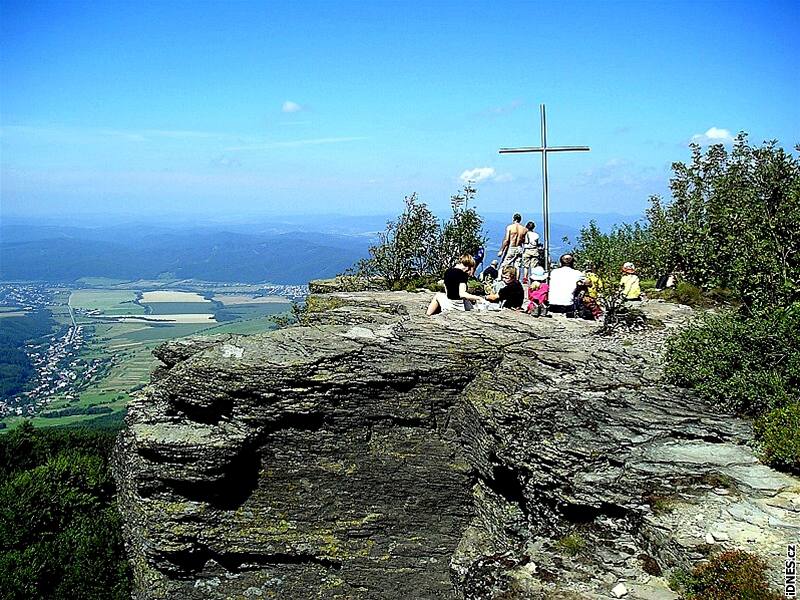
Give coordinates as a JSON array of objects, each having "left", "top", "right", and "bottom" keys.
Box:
[{"left": 0, "top": 212, "right": 639, "bottom": 284}]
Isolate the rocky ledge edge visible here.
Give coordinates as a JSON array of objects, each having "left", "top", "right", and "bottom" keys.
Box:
[{"left": 113, "top": 289, "right": 799, "bottom": 599}]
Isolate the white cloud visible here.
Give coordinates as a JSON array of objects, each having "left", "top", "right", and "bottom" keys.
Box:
[
  {"left": 459, "top": 167, "right": 514, "bottom": 184},
  {"left": 460, "top": 167, "right": 496, "bottom": 183},
  {"left": 282, "top": 100, "right": 303, "bottom": 113},
  {"left": 691, "top": 127, "right": 734, "bottom": 145}
]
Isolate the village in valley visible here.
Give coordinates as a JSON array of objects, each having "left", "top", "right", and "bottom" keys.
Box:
[{"left": 0, "top": 280, "right": 304, "bottom": 427}]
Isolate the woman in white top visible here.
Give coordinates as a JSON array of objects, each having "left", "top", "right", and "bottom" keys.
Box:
[{"left": 520, "top": 221, "right": 541, "bottom": 283}]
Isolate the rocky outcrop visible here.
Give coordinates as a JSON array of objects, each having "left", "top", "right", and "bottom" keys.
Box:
[{"left": 114, "top": 292, "right": 799, "bottom": 599}]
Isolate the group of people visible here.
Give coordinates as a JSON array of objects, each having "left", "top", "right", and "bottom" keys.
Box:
[{"left": 426, "top": 213, "right": 644, "bottom": 318}]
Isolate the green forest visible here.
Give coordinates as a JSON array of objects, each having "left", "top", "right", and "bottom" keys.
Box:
[
  {"left": 0, "top": 311, "right": 57, "bottom": 399},
  {"left": 0, "top": 422, "right": 131, "bottom": 600}
]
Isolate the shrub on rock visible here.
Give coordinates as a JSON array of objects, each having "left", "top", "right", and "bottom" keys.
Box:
[
  {"left": 756, "top": 402, "right": 800, "bottom": 474},
  {"left": 680, "top": 550, "right": 781, "bottom": 600}
]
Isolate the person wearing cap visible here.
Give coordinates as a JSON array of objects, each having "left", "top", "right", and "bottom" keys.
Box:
[
  {"left": 526, "top": 266, "right": 550, "bottom": 317},
  {"left": 620, "top": 262, "right": 642, "bottom": 301},
  {"left": 481, "top": 259, "right": 499, "bottom": 283}
]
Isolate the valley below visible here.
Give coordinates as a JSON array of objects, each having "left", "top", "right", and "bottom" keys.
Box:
[{"left": 0, "top": 279, "right": 303, "bottom": 429}]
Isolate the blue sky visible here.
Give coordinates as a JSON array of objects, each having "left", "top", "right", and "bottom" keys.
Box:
[{"left": 1, "top": 0, "right": 797, "bottom": 220}]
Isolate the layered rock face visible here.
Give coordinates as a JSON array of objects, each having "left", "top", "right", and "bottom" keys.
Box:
[{"left": 114, "top": 292, "right": 799, "bottom": 599}]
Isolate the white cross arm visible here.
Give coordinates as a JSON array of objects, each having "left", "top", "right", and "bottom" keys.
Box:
[{"left": 499, "top": 146, "right": 590, "bottom": 154}]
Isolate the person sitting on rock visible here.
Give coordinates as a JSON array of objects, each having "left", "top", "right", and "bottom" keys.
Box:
[
  {"left": 584, "top": 263, "right": 604, "bottom": 299},
  {"left": 547, "top": 254, "right": 587, "bottom": 315},
  {"left": 426, "top": 255, "right": 482, "bottom": 315},
  {"left": 526, "top": 266, "right": 549, "bottom": 317},
  {"left": 485, "top": 266, "right": 524, "bottom": 310},
  {"left": 481, "top": 259, "right": 499, "bottom": 283},
  {"left": 655, "top": 268, "right": 679, "bottom": 291},
  {"left": 620, "top": 262, "right": 642, "bottom": 301}
]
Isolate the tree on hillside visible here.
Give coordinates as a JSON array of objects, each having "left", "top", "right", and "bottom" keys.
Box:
[{"left": 356, "top": 186, "right": 487, "bottom": 287}]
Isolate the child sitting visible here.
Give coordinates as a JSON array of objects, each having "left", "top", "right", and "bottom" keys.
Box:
[
  {"left": 620, "top": 262, "right": 642, "bottom": 301},
  {"left": 526, "top": 266, "right": 549, "bottom": 317}
]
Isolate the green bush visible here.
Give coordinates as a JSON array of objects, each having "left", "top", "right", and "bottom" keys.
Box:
[
  {"left": 665, "top": 306, "right": 800, "bottom": 416},
  {"left": 389, "top": 274, "right": 443, "bottom": 292},
  {"left": 467, "top": 279, "right": 485, "bottom": 296},
  {"left": 573, "top": 219, "right": 656, "bottom": 283},
  {"left": 574, "top": 136, "right": 800, "bottom": 310},
  {"left": 677, "top": 550, "right": 781, "bottom": 600},
  {"left": 354, "top": 186, "right": 487, "bottom": 288},
  {"left": 555, "top": 533, "right": 587, "bottom": 556},
  {"left": 755, "top": 403, "right": 800, "bottom": 474},
  {"left": 0, "top": 421, "right": 131, "bottom": 599}
]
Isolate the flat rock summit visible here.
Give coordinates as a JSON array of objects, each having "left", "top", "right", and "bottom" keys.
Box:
[{"left": 113, "top": 287, "right": 799, "bottom": 599}]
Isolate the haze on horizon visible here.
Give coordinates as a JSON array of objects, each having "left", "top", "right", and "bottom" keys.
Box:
[{"left": 1, "top": 0, "right": 798, "bottom": 222}]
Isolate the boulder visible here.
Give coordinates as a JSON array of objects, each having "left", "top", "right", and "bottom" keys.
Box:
[{"left": 114, "top": 292, "right": 798, "bottom": 599}]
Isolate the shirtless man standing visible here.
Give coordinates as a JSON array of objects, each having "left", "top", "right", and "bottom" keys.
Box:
[{"left": 498, "top": 213, "right": 528, "bottom": 276}]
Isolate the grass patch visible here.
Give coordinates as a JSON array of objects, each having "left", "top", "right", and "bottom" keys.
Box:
[
  {"left": 555, "top": 533, "right": 587, "bottom": 556},
  {"left": 141, "top": 302, "right": 214, "bottom": 315},
  {"left": 304, "top": 296, "right": 346, "bottom": 314},
  {"left": 201, "top": 317, "right": 281, "bottom": 335}
]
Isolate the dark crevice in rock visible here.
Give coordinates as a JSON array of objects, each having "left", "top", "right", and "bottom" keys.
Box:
[
  {"left": 384, "top": 378, "right": 418, "bottom": 394},
  {"left": 165, "top": 547, "right": 343, "bottom": 576},
  {"left": 262, "top": 412, "right": 327, "bottom": 434},
  {"left": 212, "top": 551, "right": 343, "bottom": 573},
  {"left": 561, "top": 500, "right": 630, "bottom": 524},
  {"left": 367, "top": 414, "right": 432, "bottom": 429},
  {"left": 164, "top": 447, "right": 261, "bottom": 509},
  {"left": 162, "top": 546, "right": 210, "bottom": 574},
  {"left": 667, "top": 429, "right": 727, "bottom": 443},
  {"left": 168, "top": 398, "right": 234, "bottom": 425},
  {"left": 482, "top": 460, "right": 529, "bottom": 517}
]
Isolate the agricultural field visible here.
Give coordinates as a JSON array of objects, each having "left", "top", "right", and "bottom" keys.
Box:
[
  {"left": 142, "top": 303, "right": 215, "bottom": 315},
  {"left": 140, "top": 290, "right": 209, "bottom": 303},
  {"left": 1, "top": 283, "right": 295, "bottom": 430},
  {"left": 70, "top": 289, "right": 144, "bottom": 315}
]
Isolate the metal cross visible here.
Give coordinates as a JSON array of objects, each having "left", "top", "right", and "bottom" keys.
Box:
[{"left": 499, "top": 104, "right": 590, "bottom": 266}]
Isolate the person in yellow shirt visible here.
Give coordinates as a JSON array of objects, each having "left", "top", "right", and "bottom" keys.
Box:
[
  {"left": 584, "top": 263, "right": 604, "bottom": 299},
  {"left": 619, "top": 262, "right": 642, "bottom": 301}
]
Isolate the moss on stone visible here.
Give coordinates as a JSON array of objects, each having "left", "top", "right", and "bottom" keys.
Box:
[
  {"left": 304, "top": 296, "right": 346, "bottom": 315},
  {"left": 555, "top": 533, "right": 587, "bottom": 556}
]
